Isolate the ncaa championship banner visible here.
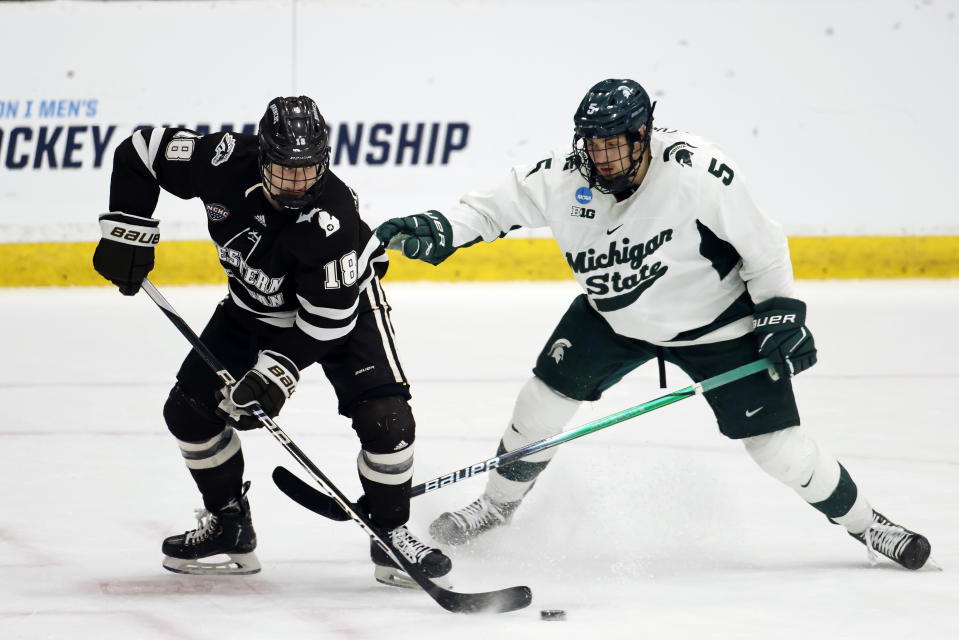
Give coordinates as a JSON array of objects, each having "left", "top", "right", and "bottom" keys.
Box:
[{"left": 1, "top": 0, "right": 957, "bottom": 284}]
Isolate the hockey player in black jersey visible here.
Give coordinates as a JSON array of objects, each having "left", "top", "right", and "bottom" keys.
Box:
[{"left": 93, "top": 96, "right": 451, "bottom": 587}]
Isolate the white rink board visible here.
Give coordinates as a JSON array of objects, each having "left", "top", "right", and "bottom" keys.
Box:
[
  {"left": 1, "top": 0, "right": 959, "bottom": 242},
  {"left": 0, "top": 280, "right": 957, "bottom": 639}
]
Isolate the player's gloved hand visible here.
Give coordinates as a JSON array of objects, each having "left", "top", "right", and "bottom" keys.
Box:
[
  {"left": 216, "top": 350, "right": 300, "bottom": 430},
  {"left": 92, "top": 212, "right": 160, "bottom": 295},
  {"left": 753, "top": 297, "right": 818, "bottom": 379},
  {"left": 374, "top": 210, "right": 456, "bottom": 265}
]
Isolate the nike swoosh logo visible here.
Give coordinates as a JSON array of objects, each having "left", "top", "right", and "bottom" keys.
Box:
[
  {"left": 745, "top": 407, "right": 764, "bottom": 418},
  {"left": 800, "top": 473, "right": 814, "bottom": 488},
  {"left": 606, "top": 224, "right": 623, "bottom": 235}
]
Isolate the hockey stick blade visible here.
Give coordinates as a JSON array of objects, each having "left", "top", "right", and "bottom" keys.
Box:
[
  {"left": 273, "top": 466, "right": 350, "bottom": 521},
  {"left": 431, "top": 582, "right": 533, "bottom": 614},
  {"left": 272, "top": 466, "right": 532, "bottom": 613}
]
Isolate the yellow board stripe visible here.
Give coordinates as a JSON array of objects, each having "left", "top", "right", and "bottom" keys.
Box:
[
  {"left": 787, "top": 236, "right": 959, "bottom": 278},
  {"left": 1, "top": 236, "right": 957, "bottom": 287}
]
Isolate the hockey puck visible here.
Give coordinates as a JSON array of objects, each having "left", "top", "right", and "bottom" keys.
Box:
[{"left": 540, "top": 609, "right": 567, "bottom": 621}]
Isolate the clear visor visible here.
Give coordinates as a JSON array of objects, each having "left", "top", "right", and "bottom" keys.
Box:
[{"left": 262, "top": 162, "right": 323, "bottom": 199}]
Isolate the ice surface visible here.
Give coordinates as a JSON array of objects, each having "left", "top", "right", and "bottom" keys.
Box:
[{"left": 1, "top": 281, "right": 956, "bottom": 639}]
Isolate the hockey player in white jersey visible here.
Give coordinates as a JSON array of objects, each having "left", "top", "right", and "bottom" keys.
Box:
[{"left": 375, "top": 78, "right": 931, "bottom": 570}]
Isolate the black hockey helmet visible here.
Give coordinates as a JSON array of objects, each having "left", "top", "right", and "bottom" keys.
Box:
[
  {"left": 572, "top": 78, "right": 656, "bottom": 194},
  {"left": 258, "top": 96, "right": 331, "bottom": 210}
]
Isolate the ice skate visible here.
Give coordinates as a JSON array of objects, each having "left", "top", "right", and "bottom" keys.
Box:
[
  {"left": 161, "top": 481, "right": 260, "bottom": 575},
  {"left": 850, "top": 510, "right": 931, "bottom": 570},
  {"left": 429, "top": 494, "right": 520, "bottom": 546},
  {"left": 370, "top": 524, "right": 453, "bottom": 589}
]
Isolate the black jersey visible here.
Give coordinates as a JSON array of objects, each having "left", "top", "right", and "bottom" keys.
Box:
[{"left": 108, "top": 127, "right": 388, "bottom": 369}]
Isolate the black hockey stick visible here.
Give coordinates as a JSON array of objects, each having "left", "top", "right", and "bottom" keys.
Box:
[
  {"left": 273, "top": 357, "right": 773, "bottom": 521},
  {"left": 140, "top": 279, "right": 532, "bottom": 614}
]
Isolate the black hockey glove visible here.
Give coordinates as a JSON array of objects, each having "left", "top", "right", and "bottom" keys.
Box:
[
  {"left": 375, "top": 211, "right": 456, "bottom": 265},
  {"left": 92, "top": 212, "right": 160, "bottom": 295},
  {"left": 753, "top": 297, "right": 818, "bottom": 379},
  {"left": 216, "top": 351, "right": 300, "bottom": 430}
]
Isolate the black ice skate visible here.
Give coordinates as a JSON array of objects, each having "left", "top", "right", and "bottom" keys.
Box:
[
  {"left": 850, "top": 510, "right": 931, "bottom": 570},
  {"left": 429, "top": 494, "right": 520, "bottom": 546},
  {"left": 161, "top": 481, "right": 260, "bottom": 575},
  {"left": 370, "top": 524, "right": 453, "bottom": 589}
]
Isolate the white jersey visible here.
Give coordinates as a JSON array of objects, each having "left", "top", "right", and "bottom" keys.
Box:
[{"left": 444, "top": 128, "right": 795, "bottom": 346}]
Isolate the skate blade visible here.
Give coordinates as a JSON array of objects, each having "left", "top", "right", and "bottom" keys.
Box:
[
  {"left": 162, "top": 552, "right": 261, "bottom": 576},
  {"left": 373, "top": 565, "right": 452, "bottom": 590}
]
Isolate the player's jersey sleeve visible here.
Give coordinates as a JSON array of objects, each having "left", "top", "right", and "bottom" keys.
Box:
[
  {"left": 108, "top": 127, "right": 211, "bottom": 217},
  {"left": 442, "top": 151, "right": 561, "bottom": 247},
  {"left": 702, "top": 157, "right": 795, "bottom": 302},
  {"left": 261, "top": 192, "right": 385, "bottom": 369}
]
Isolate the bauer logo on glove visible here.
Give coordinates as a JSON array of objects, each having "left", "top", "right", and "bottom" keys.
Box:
[
  {"left": 92, "top": 211, "right": 161, "bottom": 296},
  {"left": 375, "top": 210, "right": 457, "bottom": 265},
  {"left": 216, "top": 350, "right": 300, "bottom": 430},
  {"left": 266, "top": 364, "right": 297, "bottom": 398},
  {"left": 752, "top": 297, "right": 818, "bottom": 379},
  {"left": 752, "top": 312, "right": 798, "bottom": 329},
  {"left": 107, "top": 225, "right": 160, "bottom": 245}
]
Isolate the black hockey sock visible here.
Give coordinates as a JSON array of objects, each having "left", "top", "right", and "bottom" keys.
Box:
[
  {"left": 361, "top": 479, "right": 411, "bottom": 530},
  {"left": 809, "top": 463, "right": 858, "bottom": 519},
  {"left": 189, "top": 452, "right": 245, "bottom": 512}
]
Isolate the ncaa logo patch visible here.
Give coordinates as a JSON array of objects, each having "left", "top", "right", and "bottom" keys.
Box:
[
  {"left": 575, "top": 187, "right": 593, "bottom": 204},
  {"left": 205, "top": 203, "right": 230, "bottom": 222}
]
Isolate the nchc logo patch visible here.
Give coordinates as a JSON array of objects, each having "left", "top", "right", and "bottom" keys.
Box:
[{"left": 205, "top": 202, "right": 230, "bottom": 222}]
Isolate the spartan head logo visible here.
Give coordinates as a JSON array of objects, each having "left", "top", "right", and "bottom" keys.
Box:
[
  {"left": 548, "top": 338, "right": 572, "bottom": 363},
  {"left": 663, "top": 141, "right": 697, "bottom": 167}
]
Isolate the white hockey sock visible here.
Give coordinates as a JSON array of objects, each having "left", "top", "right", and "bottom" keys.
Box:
[
  {"left": 485, "top": 377, "right": 580, "bottom": 504},
  {"left": 830, "top": 492, "right": 874, "bottom": 534},
  {"left": 743, "top": 426, "right": 873, "bottom": 533}
]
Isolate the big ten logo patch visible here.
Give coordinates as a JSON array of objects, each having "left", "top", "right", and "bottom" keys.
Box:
[{"left": 571, "top": 206, "right": 595, "bottom": 219}]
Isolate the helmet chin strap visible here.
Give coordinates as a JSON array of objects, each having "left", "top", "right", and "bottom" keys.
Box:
[{"left": 262, "top": 187, "right": 285, "bottom": 212}]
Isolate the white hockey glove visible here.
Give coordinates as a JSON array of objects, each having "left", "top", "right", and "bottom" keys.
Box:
[{"left": 216, "top": 350, "right": 299, "bottom": 430}]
